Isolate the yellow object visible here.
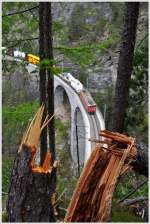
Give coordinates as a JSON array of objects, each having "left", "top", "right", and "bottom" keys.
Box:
[{"left": 26, "top": 54, "right": 40, "bottom": 65}]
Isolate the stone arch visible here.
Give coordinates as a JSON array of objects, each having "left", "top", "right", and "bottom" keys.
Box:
[
  {"left": 54, "top": 76, "right": 93, "bottom": 166},
  {"left": 54, "top": 85, "right": 71, "bottom": 113}
]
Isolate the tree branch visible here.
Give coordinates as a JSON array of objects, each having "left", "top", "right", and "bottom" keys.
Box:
[
  {"left": 120, "top": 197, "right": 148, "bottom": 206},
  {"left": 119, "top": 179, "right": 148, "bottom": 203}
]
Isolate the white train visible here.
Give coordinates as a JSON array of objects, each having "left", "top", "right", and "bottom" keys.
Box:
[
  {"left": 60, "top": 72, "right": 84, "bottom": 93},
  {"left": 8, "top": 50, "right": 97, "bottom": 114},
  {"left": 60, "top": 72, "right": 96, "bottom": 114}
]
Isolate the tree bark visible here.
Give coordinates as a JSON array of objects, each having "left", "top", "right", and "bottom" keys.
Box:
[
  {"left": 7, "top": 145, "right": 55, "bottom": 222},
  {"left": 44, "top": 3, "right": 55, "bottom": 160},
  {"left": 132, "top": 142, "right": 148, "bottom": 177},
  {"left": 39, "top": 3, "right": 55, "bottom": 163},
  {"left": 112, "top": 2, "right": 140, "bottom": 133},
  {"left": 65, "top": 131, "right": 137, "bottom": 222},
  {"left": 110, "top": 3, "right": 148, "bottom": 176},
  {"left": 39, "top": 3, "right": 47, "bottom": 165}
]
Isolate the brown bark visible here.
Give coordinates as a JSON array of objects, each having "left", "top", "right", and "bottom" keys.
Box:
[
  {"left": 39, "top": 2, "right": 55, "bottom": 163},
  {"left": 110, "top": 3, "right": 148, "bottom": 177},
  {"left": 112, "top": 3, "right": 140, "bottom": 132},
  {"left": 132, "top": 142, "right": 148, "bottom": 177},
  {"left": 44, "top": 3, "right": 55, "bottom": 160},
  {"left": 39, "top": 3, "right": 47, "bottom": 165}
]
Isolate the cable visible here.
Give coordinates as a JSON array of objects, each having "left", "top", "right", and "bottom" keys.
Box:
[
  {"left": 6, "top": 37, "right": 39, "bottom": 44},
  {"left": 2, "top": 5, "right": 39, "bottom": 18}
]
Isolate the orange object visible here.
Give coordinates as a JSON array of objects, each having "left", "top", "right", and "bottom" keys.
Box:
[{"left": 65, "top": 130, "right": 137, "bottom": 222}]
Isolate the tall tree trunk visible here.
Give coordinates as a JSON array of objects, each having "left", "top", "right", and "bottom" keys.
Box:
[
  {"left": 39, "top": 3, "right": 47, "bottom": 165},
  {"left": 111, "top": 3, "right": 148, "bottom": 177},
  {"left": 43, "top": 2, "right": 57, "bottom": 203},
  {"left": 112, "top": 2, "right": 140, "bottom": 133},
  {"left": 44, "top": 3, "right": 55, "bottom": 160}
]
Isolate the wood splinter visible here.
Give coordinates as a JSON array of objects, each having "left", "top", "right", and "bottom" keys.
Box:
[
  {"left": 7, "top": 105, "right": 57, "bottom": 222},
  {"left": 65, "top": 130, "right": 137, "bottom": 222}
]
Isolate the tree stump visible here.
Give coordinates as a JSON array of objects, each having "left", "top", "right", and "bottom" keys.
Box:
[
  {"left": 65, "top": 130, "right": 137, "bottom": 222},
  {"left": 6, "top": 105, "right": 57, "bottom": 222},
  {"left": 7, "top": 145, "right": 55, "bottom": 222}
]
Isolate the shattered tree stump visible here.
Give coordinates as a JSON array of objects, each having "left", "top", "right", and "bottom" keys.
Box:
[
  {"left": 65, "top": 130, "right": 137, "bottom": 222},
  {"left": 7, "top": 105, "right": 57, "bottom": 222}
]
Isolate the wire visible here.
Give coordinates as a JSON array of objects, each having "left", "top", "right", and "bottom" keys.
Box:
[
  {"left": 6, "top": 37, "right": 39, "bottom": 44},
  {"left": 2, "top": 5, "right": 39, "bottom": 18}
]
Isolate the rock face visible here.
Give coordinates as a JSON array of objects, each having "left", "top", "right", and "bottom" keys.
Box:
[
  {"left": 2, "top": 2, "right": 148, "bottom": 101},
  {"left": 2, "top": 63, "right": 39, "bottom": 103}
]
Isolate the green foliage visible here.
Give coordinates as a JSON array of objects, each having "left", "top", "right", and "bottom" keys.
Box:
[
  {"left": 39, "top": 59, "right": 63, "bottom": 75},
  {"left": 114, "top": 172, "right": 148, "bottom": 200},
  {"left": 112, "top": 171, "right": 148, "bottom": 222},
  {"left": 68, "top": 4, "right": 86, "bottom": 41},
  {"left": 2, "top": 101, "right": 39, "bottom": 154},
  {"left": 57, "top": 146, "right": 77, "bottom": 210},
  {"left": 93, "top": 86, "right": 113, "bottom": 129},
  {"left": 112, "top": 201, "right": 144, "bottom": 222},
  {"left": 55, "top": 118, "right": 70, "bottom": 142},
  {"left": 56, "top": 37, "right": 117, "bottom": 68},
  {"left": 125, "top": 34, "right": 148, "bottom": 143},
  {"left": 2, "top": 2, "right": 38, "bottom": 51}
]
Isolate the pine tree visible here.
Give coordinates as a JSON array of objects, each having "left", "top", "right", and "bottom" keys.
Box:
[{"left": 112, "top": 2, "right": 140, "bottom": 132}]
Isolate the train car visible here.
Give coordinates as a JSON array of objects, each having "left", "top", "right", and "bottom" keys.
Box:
[
  {"left": 61, "top": 72, "right": 83, "bottom": 93},
  {"left": 13, "top": 50, "right": 40, "bottom": 65},
  {"left": 13, "top": 50, "right": 26, "bottom": 59},
  {"left": 61, "top": 72, "right": 73, "bottom": 83},
  {"left": 79, "top": 91, "right": 96, "bottom": 114},
  {"left": 25, "top": 54, "right": 40, "bottom": 65},
  {"left": 70, "top": 79, "right": 83, "bottom": 93}
]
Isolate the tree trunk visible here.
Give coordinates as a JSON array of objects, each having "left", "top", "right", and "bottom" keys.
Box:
[
  {"left": 112, "top": 2, "right": 140, "bottom": 133},
  {"left": 7, "top": 145, "right": 55, "bottom": 222},
  {"left": 65, "top": 130, "right": 137, "bottom": 222},
  {"left": 39, "top": 3, "right": 47, "bottom": 165},
  {"left": 132, "top": 142, "right": 148, "bottom": 177},
  {"left": 110, "top": 3, "right": 148, "bottom": 176},
  {"left": 44, "top": 3, "right": 55, "bottom": 160}
]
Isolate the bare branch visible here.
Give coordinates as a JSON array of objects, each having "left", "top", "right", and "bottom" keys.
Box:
[{"left": 119, "top": 179, "right": 148, "bottom": 203}]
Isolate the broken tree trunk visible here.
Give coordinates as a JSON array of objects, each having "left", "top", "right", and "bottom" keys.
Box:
[
  {"left": 65, "top": 130, "right": 137, "bottom": 222},
  {"left": 7, "top": 105, "right": 57, "bottom": 222}
]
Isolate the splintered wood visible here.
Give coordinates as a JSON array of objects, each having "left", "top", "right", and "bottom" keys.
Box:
[
  {"left": 19, "top": 104, "right": 55, "bottom": 173},
  {"left": 7, "top": 105, "right": 56, "bottom": 222},
  {"left": 65, "top": 130, "right": 137, "bottom": 222}
]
